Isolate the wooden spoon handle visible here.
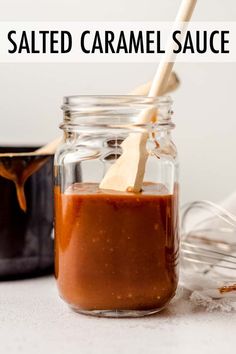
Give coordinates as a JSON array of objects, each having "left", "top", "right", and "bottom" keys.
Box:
[
  {"left": 130, "top": 72, "right": 180, "bottom": 96},
  {"left": 148, "top": 0, "right": 197, "bottom": 98},
  {"left": 35, "top": 136, "right": 62, "bottom": 155},
  {"left": 34, "top": 74, "right": 180, "bottom": 156}
]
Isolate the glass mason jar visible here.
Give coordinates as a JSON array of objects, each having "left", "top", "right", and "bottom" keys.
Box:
[{"left": 54, "top": 95, "right": 179, "bottom": 317}]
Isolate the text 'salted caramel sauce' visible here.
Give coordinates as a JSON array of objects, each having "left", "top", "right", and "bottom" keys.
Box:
[{"left": 55, "top": 182, "right": 179, "bottom": 312}]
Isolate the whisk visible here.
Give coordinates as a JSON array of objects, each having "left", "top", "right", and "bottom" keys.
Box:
[
  {"left": 182, "top": 240, "right": 236, "bottom": 272},
  {"left": 181, "top": 200, "right": 236, "bottom": 274}
]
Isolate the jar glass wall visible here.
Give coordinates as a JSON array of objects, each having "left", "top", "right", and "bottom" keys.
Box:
[{"left": 54, "top": 95, "right": 179, "bottom": 317}]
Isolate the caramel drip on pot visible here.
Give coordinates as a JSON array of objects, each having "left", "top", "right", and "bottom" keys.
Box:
[{"left": 0, "top": 156, "right": 49, "bottom": 212}]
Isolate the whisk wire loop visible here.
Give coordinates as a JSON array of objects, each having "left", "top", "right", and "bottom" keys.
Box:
[{"left": 181, "top": 200, "right": 236, "bottom": 274}]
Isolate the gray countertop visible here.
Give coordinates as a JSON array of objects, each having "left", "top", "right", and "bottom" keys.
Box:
[{"left": 0, "top": 276, "right": 235, "bottom": 354}]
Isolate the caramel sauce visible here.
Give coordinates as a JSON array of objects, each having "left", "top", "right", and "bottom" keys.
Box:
[
  {"left": 55, "top": 182, "right": 179, "bottom": 311},
  {"left": 219, "top": 284, "right": 236, "bottom": 294},
  {"left": 0, "top": 154, "right": 49, "bottom": 211}
]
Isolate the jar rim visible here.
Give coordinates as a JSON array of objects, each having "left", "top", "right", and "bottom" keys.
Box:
[
  {"left": 62, "top": 95, "right": 173, "bottom": 108},
  {"left": 61, "top": 95, "right": 174, "bottom": 131}
]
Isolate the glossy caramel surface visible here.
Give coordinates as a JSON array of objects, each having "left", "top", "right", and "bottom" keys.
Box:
[{"left": 55, "top": 183, "right": 179, "bottom": 311}]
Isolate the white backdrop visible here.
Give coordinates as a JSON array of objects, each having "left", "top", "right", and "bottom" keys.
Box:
[{"left": 0, "top": 0, "right": 236, "bottom": 203}]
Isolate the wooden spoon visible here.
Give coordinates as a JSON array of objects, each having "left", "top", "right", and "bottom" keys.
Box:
[
  {"left": 0, "top": 71, "right": 179, "bottom": 211},
  {"left": 99, "top": 0, "right": 197, "bottom": 192},
  {"left": 130, "top": 71, "right": 179, "bottom": 96}
]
